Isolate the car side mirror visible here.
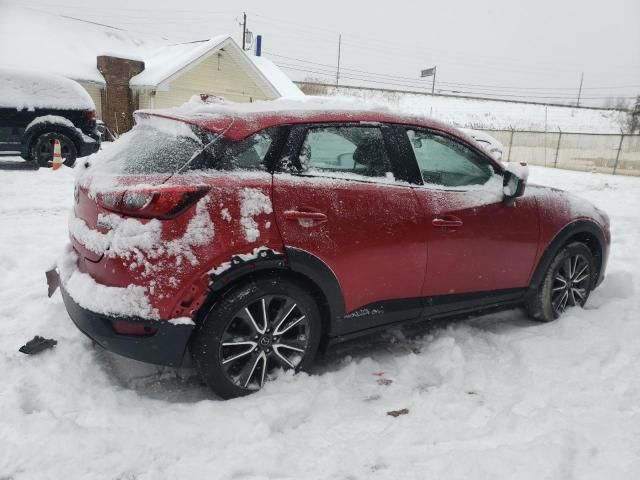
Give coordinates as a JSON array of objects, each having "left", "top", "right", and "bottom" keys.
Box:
[{"left": 503, "top": 162, "right": 529, "bottom": 200}]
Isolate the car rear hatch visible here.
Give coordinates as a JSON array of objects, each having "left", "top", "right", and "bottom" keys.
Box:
[{"left": 71, "top": 114, "right": 232, "bottom": 264}]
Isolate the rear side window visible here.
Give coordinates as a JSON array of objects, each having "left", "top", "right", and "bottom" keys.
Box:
[
  {"left": 407, "top": 129, "right": 493, "bottom": 187},
  {"left": 215, "top": 129, "right": 277, "bottom": 171},
  {"left": 299, "top": 126, "right": 394, "bottom": 179}
]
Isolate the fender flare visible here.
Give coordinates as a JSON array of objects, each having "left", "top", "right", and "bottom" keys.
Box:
[
  {"left": 285, "top": 247, "right": 345, "bottom": 336},
  {"left": 528, "top": 219, "right": 607, "bottom": 294},
  {"left": 206, "top": 247, "right": 345, "bottom": 337}
]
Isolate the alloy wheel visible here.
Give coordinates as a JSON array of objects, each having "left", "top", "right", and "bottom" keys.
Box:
[
  {"left": 551, "top": 253, "right": 591, "bottom": 316},
  {"left": 219, "top": 294, "right": 310, "bottom": 390}
]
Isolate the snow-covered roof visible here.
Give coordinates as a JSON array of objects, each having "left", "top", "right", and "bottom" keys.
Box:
[
  {"left": 0, "top": 5, "right": 160, "bottom": 84},
  {"left": 0, "top": 67, "right": 95, "bottom": 110},
  {"left": 130, "top": 36, "right": 229, "bottom": 88},
  {"left": 247, "top": 55, "right": 304, "bottom": 98},
  {"left": 0, "top": 5, "right": 300, "bottom": 98}
]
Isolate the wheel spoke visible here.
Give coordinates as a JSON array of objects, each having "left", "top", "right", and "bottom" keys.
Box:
[
  {"left": 221, "top": 341, "right": 257, "bottom": 365},
  {"left": 272, "top": 345, "right": 296, "bottom": 368},
  {"left": 572, "top": 287, "right": 586, "bottom": 302},
  {"left": 274, "top": 315, "right": 305, "bottom": 336},
  {"left": 573, "top": 271, "right": 590, "bottom": 284},
  {"left": 261, "top": 298, "right": 269, "bottom": 332},
  {"left": 553, "top": 290, "right": 568, "bottom": 314},
  {"left": 559, "top": 290, "right": 570, "bottom": 311},
  {"left": 276, "top": 342, "right": 305, "bottom": 354},
  {"left": 273, "top": 301, "right": 297, "bottom": 335},
  {"left": 244, "top": 307, "right": 265, "bottom": 334},
  {"left": 573, "top": 262, "right": 588, "bottom": 280},
  {"left": 243, "top": 351, "right": 266, "bottom": 388},
  {"left": 554, "top": 274, "right": 568, "bottom": 286},
  {"left": 563, "top": 258, "right": 573, "bottom": 279}
]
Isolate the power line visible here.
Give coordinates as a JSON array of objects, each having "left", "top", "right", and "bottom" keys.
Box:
[{"left": 267, "top": 52, "right": 640, "bottom": 94}]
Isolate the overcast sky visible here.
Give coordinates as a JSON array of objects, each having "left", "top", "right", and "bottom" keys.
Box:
[{"left": 8, "top": 0, "right": 640, "bottom": 107}]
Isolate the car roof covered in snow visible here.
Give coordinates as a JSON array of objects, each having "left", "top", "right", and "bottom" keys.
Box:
[
  {"left": 136, "top": 97, "right": 466, "bottom": 141},
  {"left": 0, "top": 67, "right": 95, "bottom": 111}
]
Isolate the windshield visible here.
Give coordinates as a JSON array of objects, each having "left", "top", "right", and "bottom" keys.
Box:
[{"left": 87, "top": 116, "right": 222, "bottom": 176}]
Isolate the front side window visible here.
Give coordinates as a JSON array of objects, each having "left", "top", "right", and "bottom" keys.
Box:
[
  {"left": 407, "top": 129, "right": 493, "bottom": 187},
  {"left": 298, "top": 126, "right": 394, "bottom": 180}
]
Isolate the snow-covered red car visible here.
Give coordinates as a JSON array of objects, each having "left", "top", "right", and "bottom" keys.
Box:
[
  {"left": 0, "top": 68, "right": 101, "bottom": 167},
  {"left": 51, "top": 101, "right": 610, "bottom": 398}
]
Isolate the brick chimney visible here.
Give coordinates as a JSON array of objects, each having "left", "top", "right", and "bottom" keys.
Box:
[{"left": 97, "top": 56, "right": 145, "bottom": 136}]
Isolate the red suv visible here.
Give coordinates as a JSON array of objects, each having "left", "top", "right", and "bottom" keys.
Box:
[{"left": 53, "top": 105, "right": 610, "bottom": 398}]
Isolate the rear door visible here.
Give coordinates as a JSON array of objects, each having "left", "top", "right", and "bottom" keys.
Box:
[
  {"left": 403, "top": 127, "right": 540, "bottom": 299},
  {"left": 272, "top": 123, "right": 427, "bottom": 334}
]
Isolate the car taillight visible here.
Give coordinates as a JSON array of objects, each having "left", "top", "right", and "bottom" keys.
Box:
[
  {"left": 97, "top": 187, "right": 209, "bottom": 219},
  {"left": 84, "top": 109, "right": 97, "bottom": 122}
]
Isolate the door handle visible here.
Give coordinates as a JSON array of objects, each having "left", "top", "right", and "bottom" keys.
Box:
[
  {"left": 283, "top": 210, "right": 328, "bottom": 223},
  {"left": 432, "top": 216, "right": 463, "bottom": 228}
]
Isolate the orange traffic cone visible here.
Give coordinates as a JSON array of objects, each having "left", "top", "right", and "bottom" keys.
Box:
[{"left": 52, "top": 139, "right": 63, "bottom": 171}]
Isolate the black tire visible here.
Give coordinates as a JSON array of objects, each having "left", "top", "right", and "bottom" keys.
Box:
[
  {"left": 525, "top": 242, "right": 596, "bottom": 322},
  {"left": 191, "top": 274, "right": 322, "bottom": 399},
  {"left": 30, "top": 132, "right": 78, "bottom": 168}
]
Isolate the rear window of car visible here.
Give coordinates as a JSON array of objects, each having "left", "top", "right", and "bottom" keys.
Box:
[{"left": 87, "top": 116, "right": 277, "bottom": 175}]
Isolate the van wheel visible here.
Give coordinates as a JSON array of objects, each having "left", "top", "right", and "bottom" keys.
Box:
[
  {"left": 191, "top": 275, "right": 322, "bottom": 399},
  {"left": 31, "top": 132, "right": 77, "bottom": 168},
  {"left": 525, "top": 242, "right": 595, "bottom": 322}
]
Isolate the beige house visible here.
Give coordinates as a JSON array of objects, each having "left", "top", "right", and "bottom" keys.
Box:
[{"left": 1, "top": 6, "right": 302, "bottom": 134}]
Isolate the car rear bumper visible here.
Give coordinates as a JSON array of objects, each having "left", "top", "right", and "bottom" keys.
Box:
[{"left": 60, "top": 284, "right": 194, "bottom": 366}]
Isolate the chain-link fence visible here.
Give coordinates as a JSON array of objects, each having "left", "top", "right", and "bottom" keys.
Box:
[{"left": 477, "top": 129, "right": 640, "bottom": 176}]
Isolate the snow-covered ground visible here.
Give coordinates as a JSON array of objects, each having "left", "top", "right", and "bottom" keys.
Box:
[
  {"left": 324, "top": 86, "right": 630, "bottom": 134},
  {"left": 1, "top": 161, "right": 639, "bottom": 479}
]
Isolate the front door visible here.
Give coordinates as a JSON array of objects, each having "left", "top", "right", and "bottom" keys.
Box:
[
  {"left": 403, "top": 127, "right": 540, "bottom": 299},
  {"left": 272, "top": 124, "right": 427, "bottom": 334}
]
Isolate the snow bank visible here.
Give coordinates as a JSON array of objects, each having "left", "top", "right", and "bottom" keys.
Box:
[
  {"left": 2, "top": 161, "right": 640, "bottom": 479},
  {"left": 0, "top": 68, "right": 95, "bottom": 111},
  {"left": 324, "top": 86, "right": 629, "bottom": 134}
]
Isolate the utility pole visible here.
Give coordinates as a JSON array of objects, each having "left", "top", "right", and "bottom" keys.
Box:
[
  {"left": 336, "top": 34, "right": 342, "bottom": 87},
  {"left": 576, "top": 72, "right": 584, "bottom": 107},
  {"left": 242, "top": 12, "right": 247, "bottom": 50}
]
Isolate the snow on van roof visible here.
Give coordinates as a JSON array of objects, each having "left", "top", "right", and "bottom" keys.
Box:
[{"left": 0, "top": 67, "right": 95, "bottom": 110}]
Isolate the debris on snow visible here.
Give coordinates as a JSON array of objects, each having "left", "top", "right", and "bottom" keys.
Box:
[
  {"left": 386, "top": 408, "right": 409, "bottom": 417},
  {"left": 19, "top": 336, "right": 57, "bottom": 355}
]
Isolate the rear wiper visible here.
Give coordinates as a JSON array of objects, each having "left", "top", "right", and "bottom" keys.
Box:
[{"left": 175, "top": 118, "right": 235, "bottom": 176}]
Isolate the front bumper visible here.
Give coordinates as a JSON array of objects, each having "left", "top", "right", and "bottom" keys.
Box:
[{"left": 60, "top": 285, "right": 194, "bottom": 367}]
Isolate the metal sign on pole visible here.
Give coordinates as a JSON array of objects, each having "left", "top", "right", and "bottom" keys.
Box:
[{"left": 420, "top": 66, "right": 437, "bottom": 94}]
